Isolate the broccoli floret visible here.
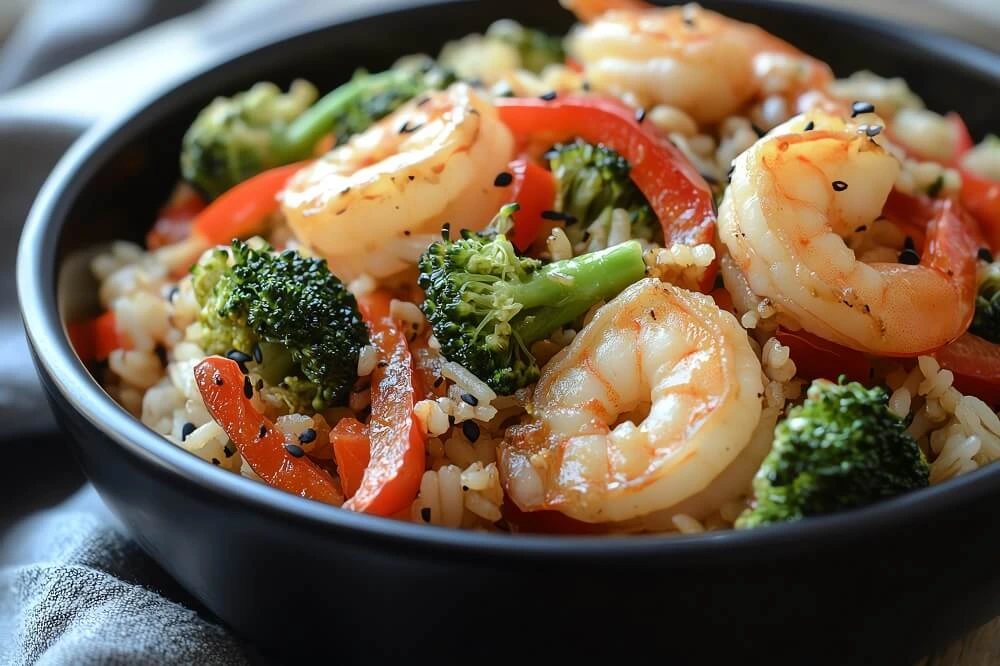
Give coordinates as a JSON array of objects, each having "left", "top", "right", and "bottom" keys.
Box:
[
  {"left": 548, "top": 139, "right": 660, "bottom": 246},
  {"left": 971, "top": 260, "right": 1000, "bottom": 343},
  {"left": 192, "top": 240, "right": 368, "bottom": 411},
  {"left": 736, "top": 378, "right": 929, "bottom": 528},
  {"left": 180, "top": 58, "right": 455, "bottom": 200},
  {"left": 484, "top": 19, "right": 565, "bottom": 74},
  {"left": 418, "top": 205, "right": 647, "bottom": 394}
]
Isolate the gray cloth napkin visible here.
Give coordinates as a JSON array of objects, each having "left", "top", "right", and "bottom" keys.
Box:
[{"left": 0, "top": 486, "right": 258, "bottom": 666}]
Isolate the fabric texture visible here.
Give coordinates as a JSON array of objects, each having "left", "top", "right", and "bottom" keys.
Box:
[{"left": 0, "top": 486, "right": 257, "bottom": 666}]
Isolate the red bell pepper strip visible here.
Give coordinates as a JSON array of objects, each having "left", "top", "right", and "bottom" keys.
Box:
[
  {"left": 495, "top": 95, "right": 717, "bottom": 289},
  {"left": 506, "top": 158, "right": 557, "bottom": 252},
  {"left": 343, "top": 297, "right": 426, "bottom": 516},
  {"left": 194, "top": 356, "right": 343, "bottom": 505},
  {"left": 934, "top": 333, "right": 1000, "bottom": 408},
  {"left": 191, "top": 161, "right": 310, "bottom": 246},
  {"left": 67, "top": 310, "right": 132, "bottom": 363},
  {"left": 147, "top": 188, "right": 206, "bottom": 250},
  {"left": 775, "top": 327, "right": 871, "bottom": 385},
  {"left": 330, "top": 417, "right": 370, "bottom": 500}
]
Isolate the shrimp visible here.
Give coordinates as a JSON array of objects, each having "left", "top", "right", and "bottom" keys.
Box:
[
  {"left": 563, "top": 1, "right": 831, "bottom": 125},
  {"left": 718, "top": 110, "right": 982, "bottom": 356},
  {"left": 498, "top": 278, "right": 764, "bottom": 524},
  {"left": 280, "top": 83, "right": 514, "bottom": 280}
]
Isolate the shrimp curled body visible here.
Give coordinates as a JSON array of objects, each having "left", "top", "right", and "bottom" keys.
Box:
[
  {"left": 718, "top": 111, "right": 979, "bottom": 356},
  {"left": 281, "top": 83, "right": 514, "bottom": 280},
  {"left": 499, "top": 278, "right": 764, "bottom": 525},
  {"left": 564, "top": 1, "right": 831, "bottom": 125}
]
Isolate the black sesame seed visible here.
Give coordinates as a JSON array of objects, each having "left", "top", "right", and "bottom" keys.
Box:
[
  {"left": 223, "top": 444, "right": 235, "bottom": 458},
  {"left": 211, "top": 458, "right": 220, "bottom": 466},
  {"left": 399, "top": 121, "right": 424, "bottom": 134},
  {"left": 683, "top": 15, "right": 695, "bottom": 27},
  {"left": 181, "top": 422, "right": 195, "bottom": 441},
  {"left": 926, "top": 174, "right": 944, "bottom": 198},
  {"left": 541, "top": 210, "right": 564, "bottom": 221},
  {"left": 243, "top": 376, "right": 253, "bottom": 399},
  {"left": 493, "top": 171, "right": 513, "bottom": 187},
  {"left": 832, "top": 180, "right": 848, "bottom": 192},
  {"left": 851, "top": 101, "right": 875, "bottom": 117},
  {"left": 227, "top": 349, "right": 252, "bottom": 363},
  {"left": 213, "top": 373, "right": 223, "bottom": 386},
  {"left": 635, "top": 107, "right": 647, "bottom": 123},
  {"left": 650, "top": 309, "right": 656, "bottom": 320},
  {"left": 252, "top": 344, "right": 263, "bottom": 364},
  {"left": 403, "top": 230, "right": 411, "bottom": 236},
  {"left": 408, "top": 174, "right": 415, "bottom": 181},
  {"left": 540, "top": 91, "right": 557, "bottom": 101},
  {"left": 462, "top": 421, "right": 481, "bottom": 442},
  {"left": 904, "top": 235, "right": 915, "bottom": 251},
  {"left": 259, "top": 424, "right": 267, "bottom": 439},
  {"left": 462, "top": 485, "right": 469, "bottom": 492},
  {"left": 420, "top": 507, "right": 432, "bottom": 522},
  {"left": 284, "top": 443, "right": 305, "bottom": 458},
  {"left": 855, "top": 225, "right": 867, "bottom": 233},
  {"left": 460, "top": 392, "right": 479, "bottom": 406},
  {"left": 978, "top": 247, "right": 994, "bottom": 263},
  {"left": 581, "top": 81, "right": 591, "bottom": 91},
  {"left": 804, "top": 120, "right": 815, "bottom": 131},
  {"left": 898, "top": 248, "right": 921, "bottom": 265},
  {"left": 298, "top": 428, "right": 317, "bottom": 444}
]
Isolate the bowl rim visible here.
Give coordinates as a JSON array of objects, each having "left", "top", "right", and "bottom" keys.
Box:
[{"left": 16, "top": 0, "right": 1000, "bottom": 562}]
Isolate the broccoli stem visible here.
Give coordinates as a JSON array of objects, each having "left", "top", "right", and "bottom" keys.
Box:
[
  {"left": 512, "top": 239, "right": 645, "bottom": 344},
  {"left": 275, "top": 69, "right": 412, "bottom": 160}
]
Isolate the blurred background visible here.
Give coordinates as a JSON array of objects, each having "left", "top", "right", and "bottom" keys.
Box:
[{"left": 0, "top": 0, "right": 997, "bottom": 125}]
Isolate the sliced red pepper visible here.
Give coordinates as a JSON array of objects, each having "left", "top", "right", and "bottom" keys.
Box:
[
  {"left": 194, "top": 356, "right": 343, "bottom": 505},
  {"left": 330, "top": 417, "right": 370, "bottom": 500},
  {"left": 495, "top": 95, "right": 717, "bottom": 289},
  {"left": 67, "top": 310, "right": 132, "bottom": 363},
  {"left": 343, "top": 301, "right": 426, "bottom": 516},
  {"left": 776, "top": 327, "right": 871, "bottom": 384},
  {"left": 934, "top": 333, "right": 1000, "bottom": 408},
  {"left": 147, "top": 188, "right": 206, "bottom": 250},
  {"left": 959, "top": 171, "right": 1000, "bottom": 253},
  {"left": 506, "top": 158, "right": 557, "bottom": 252},
  {"left": 191, "top": 161, "right": 310, "bottom": 246}
]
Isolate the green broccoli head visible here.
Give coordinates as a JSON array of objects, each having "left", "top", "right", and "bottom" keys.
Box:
[
  {"left": 971, "top": 260, "right": 1000, "bottom": 343},
  {"left": 180, "top": 59, "right": 456, "bottom": 200},
  {"left": 484, "top": 19, "right": 565, "bottom": 74},
  {"left": 736, "top": 378, "right": 929, "bottom": 528},
  {"left": 418, "top": 205, "right": 646, "bottom": 395},
  {"left": 192, "top": 240, "right": 369, "bottom": 411},
  {"left": 180, "top": 79, "right": 319, "bottom": 200},
  {"left": 547, "top": 139, "right": 660, "bottom": 246}
]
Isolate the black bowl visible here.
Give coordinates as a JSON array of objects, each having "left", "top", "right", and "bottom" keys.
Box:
[{"left": 17, "top": 1, "right": 1000, "bottom": 663}]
